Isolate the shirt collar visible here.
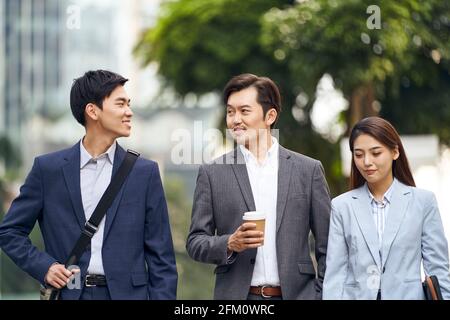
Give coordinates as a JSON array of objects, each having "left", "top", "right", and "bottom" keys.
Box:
[
  {"left": 80, "top": 139, "right": 116, "bottom": 169},
  {"left": 366, "top": 178, "right": 397, "bottom": 204},
  {"left": 239, "top": 136, "right": 279, "bottom": 165}
]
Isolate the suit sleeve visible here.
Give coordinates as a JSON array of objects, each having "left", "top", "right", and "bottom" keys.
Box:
[
  {"left": 186, "top": 165, "right": 230, "bottom": 266},
  {"left": 0, "top": 157, "right": 57, "bottom": 284},
  {"left": 421, "top": 193, "right": 450, "bottom": 300},
  {"left": 322, "top": 203, "right": 349, "bottom": 299},
  {"left": 310, "top": 161, "right": 331, "bottom": 297},
  {"left": 144, "top": 162, "right": 178, "bottom": 299}
]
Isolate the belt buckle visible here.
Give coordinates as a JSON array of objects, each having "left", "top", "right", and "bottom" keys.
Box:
[
  {"left": 260, "top": 285, "right": 272, "bottom": 298},
  {"left": 85, "top": 275, "right": 96, "bottom": 287}
]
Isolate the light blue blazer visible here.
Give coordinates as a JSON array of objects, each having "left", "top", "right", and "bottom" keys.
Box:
[{"left": 323, "top": 181, "right": 450, "bottom": 299}]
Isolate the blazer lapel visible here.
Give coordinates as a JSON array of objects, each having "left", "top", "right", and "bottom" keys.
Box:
[
  {"left": 351, "top": 187, "right": 382, "bottom": 269},
  {"left": 381, "top": 182, "right": 411, "bottom": 268},
  {"left": 103, "top": 144, "right": 128, "bottom": 241},
  {"left": 62, "top": 141, "right": 86, "bottom": 230},
  {"left": 231, "top": 148, "right": 256, "bottom": 212},
  {"left": 276, "top": 147, "right": 292, "bottom": 232}
]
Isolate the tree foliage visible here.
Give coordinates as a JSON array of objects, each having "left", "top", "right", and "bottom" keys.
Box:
[
  {"left": 261, "top": 0, "right": 450, "bottom": 132},
  {"left": 135, "top": 0, "right": 292, "bottom": 95},
  {"left": 135, "top": 0, "right": 450, "bottom": 190}
]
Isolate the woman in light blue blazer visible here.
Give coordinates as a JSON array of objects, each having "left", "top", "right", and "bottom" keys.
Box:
[{"left": 323, "top": 117, "right": 450, "bottom": 300}]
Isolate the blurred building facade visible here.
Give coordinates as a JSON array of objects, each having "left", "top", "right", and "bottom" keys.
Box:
[
  {"left": 0, "top": 0, "right": 226, "bottom": 188},
  {"left": 0, "top": 0, "right": 163, "bottom": 171},
  {"left": 0, "top": 0, "right": 67, "bottom": 160}
]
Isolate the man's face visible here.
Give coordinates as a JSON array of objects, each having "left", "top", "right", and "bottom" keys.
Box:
[
  {"left": 226, "top": 87, "right": 274, "bottom": 147},
  {"left": 94, "top": 85, "right": 133, "bottom": 139}
]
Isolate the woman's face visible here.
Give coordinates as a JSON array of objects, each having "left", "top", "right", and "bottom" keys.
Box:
[{"left": 353, "top": 134, "right": 399, "bottom": 185}]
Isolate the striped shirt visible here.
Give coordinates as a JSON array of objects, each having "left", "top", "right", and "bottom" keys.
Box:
[{"left": 365, "top": 178, "right": 397, "bottom": 249}]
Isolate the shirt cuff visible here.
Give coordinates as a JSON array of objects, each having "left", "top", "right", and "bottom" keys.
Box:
[{"left": 226, "top": 251, "right": 237, "bottom": 264}]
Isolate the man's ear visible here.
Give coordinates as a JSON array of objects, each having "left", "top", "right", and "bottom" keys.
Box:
[
  {"left": 85, "top": 103, "right": 99, "bottom": 122},
  {"left": 266, "top": 108, "right": 278, "bottom": 127}
]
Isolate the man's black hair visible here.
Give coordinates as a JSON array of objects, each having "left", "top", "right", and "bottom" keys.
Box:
[{"left": 70, "top": 70, "right": 128, "bottom": 126}]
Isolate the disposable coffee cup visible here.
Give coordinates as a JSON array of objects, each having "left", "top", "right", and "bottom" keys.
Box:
[{"left": 242, "top": 211, "right": 266, "bottom": 245}]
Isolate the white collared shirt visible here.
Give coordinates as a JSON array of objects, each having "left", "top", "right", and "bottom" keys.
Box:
[
  {"left": 239, "top": 137, "right": 280, "bottom": 286},
  {"left": 80, "top": 139, "right": 116, "bottom": 275},
  {"left": 365, "top": 178, "right": 396, "bottom": 249}
]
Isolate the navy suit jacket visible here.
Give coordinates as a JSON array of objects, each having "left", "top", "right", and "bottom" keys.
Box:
[{"left": 0, "top": 142, "right": 177, "bottom": 299}]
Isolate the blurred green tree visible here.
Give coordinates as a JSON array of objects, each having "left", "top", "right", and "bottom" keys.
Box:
[
  {"left": 0, "top": 135, "right": 22, "bottom": 174},
  {"left": 261, "top": 0, "right": 450, "bottom": 138},
  {"left": 135, "top": 0, "right": 450, "bottom": 196},
  {"left": 164, "top": 175, "right": 215, "bottom": 299},
  {"left": 0, "top": 134, "right": 22, "bottom": 218},
  {"left": 135, "top": 0, "right": 293, "bottom": 94},
  {"left": 0, "top": 135, "right": 41, "bottom": 298}
]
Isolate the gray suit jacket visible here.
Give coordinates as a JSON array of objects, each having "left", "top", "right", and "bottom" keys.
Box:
[
  {"left": 323, "top": 181, "right": 450, "bottom": 300},
  {"left": 186, "top": 146, "right": 331, "bottom": 299}
]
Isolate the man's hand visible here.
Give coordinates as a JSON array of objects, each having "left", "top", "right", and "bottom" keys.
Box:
[
  {"left": 227, "top": 222, "right": 264, "bottom": 253},
  {"left": 44, "top": 264, "right": 80, "bottom": 289}
]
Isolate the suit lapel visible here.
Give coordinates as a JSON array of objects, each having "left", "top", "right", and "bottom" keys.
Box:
[
  {"left": 103, "top": 144, "right": 128, "bottom": 241},
  {"left": 231, "top": 148, "right": 256, "bottom": 212},
  {"left": 381, "top": 182, "right": 411, "bottom": 268},
  {"left": 276, "top": 147, "right": 292, "bottom": 232},
  {"left": 62, "top": 141, "right": 86, "bottom": 230},
  {"left": 351, "top": 187, "right": 382, "bottom": 269}
]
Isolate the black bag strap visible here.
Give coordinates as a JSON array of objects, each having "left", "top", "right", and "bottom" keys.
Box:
[
  {"left": 65, "top": 149, "right": 140, "bottom": 267},
  {"left": 49, "top": 149, "right": 139, "bottom": 300}
]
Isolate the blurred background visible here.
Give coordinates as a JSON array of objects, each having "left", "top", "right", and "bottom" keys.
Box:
[{"left": 0, "top": 0, "right": 449, "bottom": 299}]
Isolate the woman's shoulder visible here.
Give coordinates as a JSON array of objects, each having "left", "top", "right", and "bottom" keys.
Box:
[
  {"left": 408, "top": 185, "right": 436, "bottom": 205},
  {"left": 392, "top": 181, "right": 437, "bottom": 211},
  {"left": 331, "top": 188, "right": 362, "bottom": 209}
]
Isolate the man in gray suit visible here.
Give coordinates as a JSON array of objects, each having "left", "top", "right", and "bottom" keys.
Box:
[{"left": 186, "top": 74, "right": 331, "bottom": 300}]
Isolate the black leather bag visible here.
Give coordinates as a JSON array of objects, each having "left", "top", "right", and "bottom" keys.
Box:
[{"left": 423, "top": 275, "right": 443, "bottom": 300}]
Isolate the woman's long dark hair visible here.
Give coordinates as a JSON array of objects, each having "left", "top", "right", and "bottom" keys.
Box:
[{"left": 349, "top": 117, "right": 416, "bottom": 190}]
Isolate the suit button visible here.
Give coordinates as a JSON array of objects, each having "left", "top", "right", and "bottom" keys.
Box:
[
  {"left": 382, "top": 267, "right": 386, "bottom": 273},
  {"left": 250, "top": 258, "right": 255, "bottom": 265}
]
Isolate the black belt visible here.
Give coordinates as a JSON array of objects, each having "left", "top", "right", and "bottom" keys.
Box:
[{"left": 85, "top": 274, "right": 107, "bottom": 287}]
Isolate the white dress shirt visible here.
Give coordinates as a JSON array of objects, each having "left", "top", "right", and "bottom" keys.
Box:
[
  {"left": 239, "top": 137, "right": 280, "bottom": 286},
  {"left": 80, "top": 139, "right": 116, "bottom": 275}
]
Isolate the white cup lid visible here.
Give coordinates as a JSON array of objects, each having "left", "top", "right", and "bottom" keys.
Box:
[{"left": 242, "top": 211, "right": 265, "bottom": 220}]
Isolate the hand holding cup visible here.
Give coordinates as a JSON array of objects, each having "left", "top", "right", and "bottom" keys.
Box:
[{"left": 227, "top": 211, "right": 266, "bottom": 253}]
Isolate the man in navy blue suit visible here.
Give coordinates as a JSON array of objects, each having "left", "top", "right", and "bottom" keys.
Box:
[{"left": 0, "top": 70, "right": 178, "bottom": 300}]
